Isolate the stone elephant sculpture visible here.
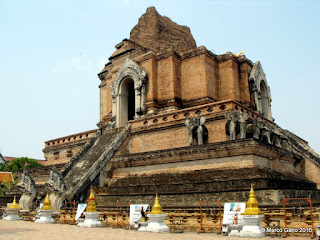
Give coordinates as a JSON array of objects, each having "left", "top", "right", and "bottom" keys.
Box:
[
  {"left": 238, "top": 112, "right": 249, "bottom": 139},
  {"left": 225, "top": 112, "right": 240, "bottom": 140},
  {"left": 185, "top": 116, "right": 208, "bottom": 145}
]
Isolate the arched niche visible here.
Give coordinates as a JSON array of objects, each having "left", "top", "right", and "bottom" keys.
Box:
[
  {"left": 110, "top": 58, "right": 148, "bottom": 127},
  {"left": 249, "top": 61, "right": 272, "bottom": 121}
]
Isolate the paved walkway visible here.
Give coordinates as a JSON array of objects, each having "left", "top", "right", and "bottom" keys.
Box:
[{"left": 0, "top": 220, "right": 313, "bottom": 240}]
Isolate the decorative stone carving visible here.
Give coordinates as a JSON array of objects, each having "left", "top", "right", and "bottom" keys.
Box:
[
  {"left": 185, "top": 116, "right": 208, "bottom": 145},
  {"left": 110, "top": 58, "right": 148, "bottom": 127},
  {"left": 249, "top": 61, "right": 272, "bottom": 121},
  {"left": 18, "top": 169, "right": 36, "bottom": 210},
  {"left": 225, "top": 111, "right": 248, "bottom": 140},
  {"left": 225, "top": 112, "right": 237, "bottom": 140},
  {"left": 252, "top": 118, "right": 262, "bottom": 140},
  {"left": 270, "top": 126, "right": 282, "bottom": 148},
  {"left": 111, "top": 58, "right": 147, "bottom": 95},
  {"left": 225, "top": 111, "right": 286, "bottom": 148},
  {"left": 46, "top": 166, "right": 66, "bottom": 210},
  {"left": 280, "top": 134, "right": 292, "bottom": 151},
  {"left": 238, "top": 112, "right": 249, "bottom": 139},
  {"left": 260, "top": 122, "right": 271, "bottom": 144}
]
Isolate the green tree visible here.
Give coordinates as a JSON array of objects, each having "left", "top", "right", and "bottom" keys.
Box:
[
  {"left": 0, "top": 179, "right": 18, "bottom": 197},
  {"left": 0, "top": 157, "right": 42, "bottom": 173}
]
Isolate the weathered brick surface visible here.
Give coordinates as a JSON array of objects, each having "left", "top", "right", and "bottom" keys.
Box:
[
  {"left": 96, "top": 139, "right": 315, "bottom": 207},
  {"left": 304, "top": 158, "right": 320, "bottom": 188},
  {"left": 97, "top": 189, "right": 320, "bottom": 208},
  {"left": 130, "top": 7, "right": 197, "bottom": 53},
  {"left": 98, "top": 37, "right": 256, "bottom": 128},
  {"left": 43, "top": 129, "right": 97, "bottom": 165},
  {"left": 109, "top": 139, "right": 304, "bottom": 180},
  {"left": 219, "top": 57, "right": 241, "bottom": 101},
  {"left": 180, "top": 55, "right": 207, "bottom": 101}
]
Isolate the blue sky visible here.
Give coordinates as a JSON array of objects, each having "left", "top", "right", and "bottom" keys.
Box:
[{"left": 1, "top": 0, "right": 319, "bottom": 159}]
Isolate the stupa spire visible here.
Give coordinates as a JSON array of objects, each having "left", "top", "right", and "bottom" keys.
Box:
[
  {"left": 8, "top": 196, "right": 22, "bottom": 209},
  {"left": 41, "top": 193, "right": 53, "bottom": 210},
  {"left": 86, "top": 188, "right": 97, "bottom": 212},
  {"left": 241, "top": 184, "right": 263, "bottom": 215},
  {"left": 149, "top": 193, "right": 164, "bottom": 214}
]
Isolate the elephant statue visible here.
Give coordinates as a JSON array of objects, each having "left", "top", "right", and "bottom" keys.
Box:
[
  {"left": 238, "top": 112, "right": 249, "bottom": 139},
  {"left": 270, "top": 126, "right": 282, "bottom": 148},
  {"left": 225, "top": 111, "right": 248, "bottom": 140},
  {"left": 185, "top": 116, "right": 208, "bottom": 145},
  {"left": 225, "top": 112, "right": 237, "bottom": 140},
  {"left": 260, "top": 122, "right": 271, "bottom": 144},
  {"left": 253, "top": 118, "right": 262, "bottom": 140}
]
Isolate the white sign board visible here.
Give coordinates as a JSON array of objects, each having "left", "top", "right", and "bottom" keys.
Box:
[
  {"left": 75, "top": 204, "right": 87, "bottom": 221},
  {"left": 222, "top": 202, "right": 246, "bottom": 225},
  {"left": 129, "top": 204, "right": 149, "bottom": 227}
]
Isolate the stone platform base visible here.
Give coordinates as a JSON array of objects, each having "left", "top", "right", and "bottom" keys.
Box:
[
  {"left": 3, "top": 209, "right": 21, "bottom": 221},
  {"left": 145, "top": 214, "right": 169, "bottom": 232},
  {"left": 240, "top": 215, "right": 265, "bottom": 238},
  {"left": 137, "top": 221, "right": 148, "bottom": 231},
  {"left": 229, "top": 225, "right": 241, "bottom": 237},
  {"left": 98, "top": 139, "right": 319, "bottom": 208},
  {"left": 240, "top": 226, "right": 265, "bottom": 238},
  {"left": 77, "top": 212, "right": 102, "bottom": 228},
  {"left": 34, "top": 210, "right": 55, "bottom": 223}
]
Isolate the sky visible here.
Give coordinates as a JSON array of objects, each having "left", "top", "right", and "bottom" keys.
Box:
[{"left": 1, "top": 0, "right": 319, "bottom": 159}]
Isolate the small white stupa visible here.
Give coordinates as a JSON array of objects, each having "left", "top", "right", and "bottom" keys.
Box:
[
  {"left": 240, "top": 185, "right": 265, "bottom": 238},
  {"left": 3, "top": 196, "right": 22, "bottom": 221},
  {"left": 145, "top": 194, "right": 169, "bottom": 232},
  {"left": 78, "top": 188, "right": 102, "bottom": 228},
  {"left": 34, "top": 193, "right": 56, "bottom": 223}
]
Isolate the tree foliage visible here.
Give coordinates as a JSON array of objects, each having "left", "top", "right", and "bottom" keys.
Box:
[
  {"left": 0, "top": 179, "right": 17, "bottom": 197},
  {"left": 0, "top": 157, "right": 42, "bottom": 173}
]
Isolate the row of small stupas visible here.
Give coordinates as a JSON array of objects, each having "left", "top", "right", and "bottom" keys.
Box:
[
  {"left": 14, "top": 7, "right": 320, "bottom": 209},
  {"left": 4, "top": 186, "right": 270, "bottom": 237}
]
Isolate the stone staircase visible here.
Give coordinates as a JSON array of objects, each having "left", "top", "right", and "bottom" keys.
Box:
[{"left": 61, "top": 124, "right": 131, "bottom": 201}]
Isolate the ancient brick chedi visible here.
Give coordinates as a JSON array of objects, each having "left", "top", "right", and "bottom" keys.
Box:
[{"left": 38, "top": 7, "right": 320, "bottom": 208}]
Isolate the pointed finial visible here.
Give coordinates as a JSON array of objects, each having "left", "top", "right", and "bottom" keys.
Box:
[
  {"left": 86, "top": 188, "right": 97, "bottom": 212},
  {"left": 41, "top": 193, "right": 53, "bottom": 210},
  {"left": 8, "top": 195, "right": 22, "bottom": 209},
  {"left": 149, "top": 193, "right": 164, "bottom": 214},
  {"left": 241, "top": 184, "right": 263, "bottom": 215}
]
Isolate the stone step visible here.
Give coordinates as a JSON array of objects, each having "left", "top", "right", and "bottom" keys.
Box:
[{"left": 62, "top": 124, "right": 131, "bottom": 201}]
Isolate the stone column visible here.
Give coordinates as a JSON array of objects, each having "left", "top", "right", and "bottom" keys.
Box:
[
  {"left": 135, "top": 88, "right": 141, "bottom": 118},
  {"left": 141, "top": 85, "right": 146, "bottom": 115}
]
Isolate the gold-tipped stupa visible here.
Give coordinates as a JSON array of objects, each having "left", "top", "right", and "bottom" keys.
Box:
[
  {"left": 241, "top": 184, "right": 263, "bottom": 215},
  {"left": 41, "top": 193, "right": 54, "bottom": 210},
  {"left": 8, "top": 196, "right": 22, "bottom": 209},
  {"left": 86, "top": 188, "right": 97, "bottom": 212},
  {"left": 149, "top": 193, "right": 164, "bottom": 214}
]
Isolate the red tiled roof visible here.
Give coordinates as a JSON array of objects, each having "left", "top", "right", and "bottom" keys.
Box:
[{"left": 0, "top": 172, "right": 13, "bottom": 182}]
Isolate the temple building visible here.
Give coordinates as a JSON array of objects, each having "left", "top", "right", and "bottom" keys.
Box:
[{"left": 38, "top": 7, "right": 320, "bottom": 208}]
